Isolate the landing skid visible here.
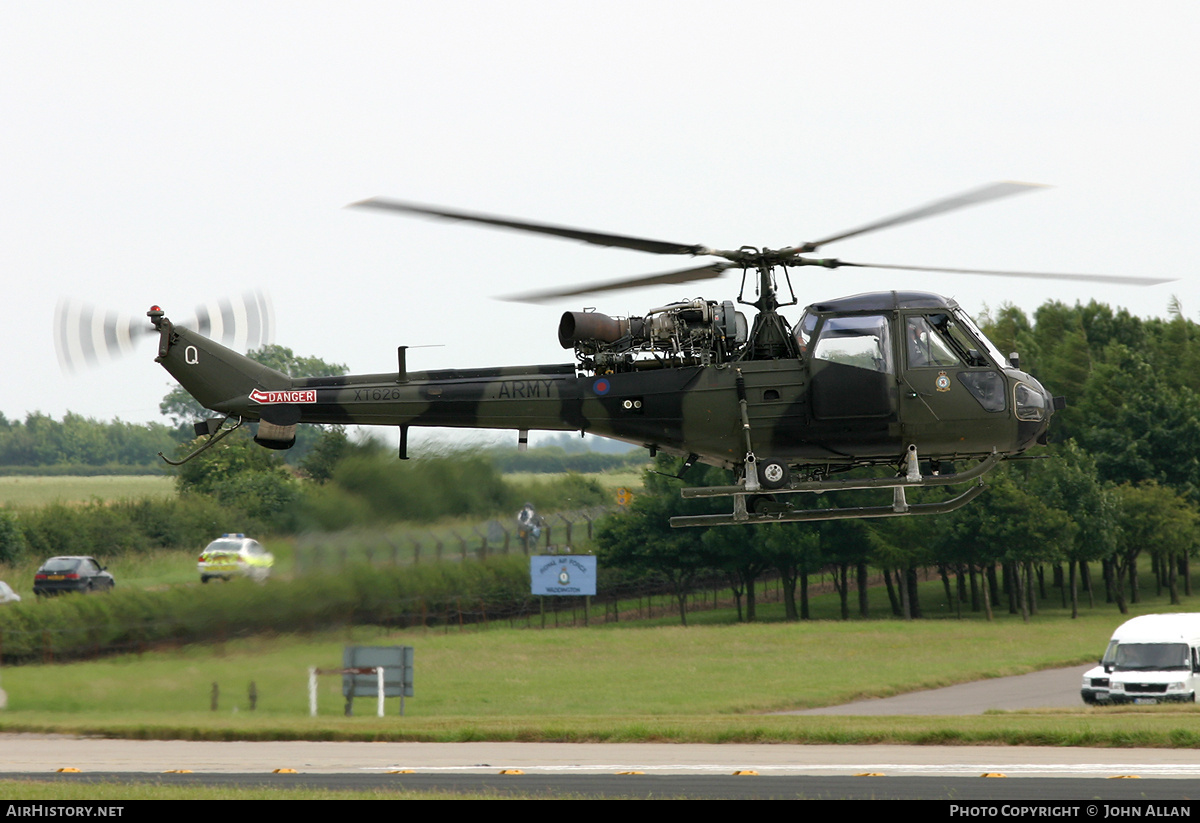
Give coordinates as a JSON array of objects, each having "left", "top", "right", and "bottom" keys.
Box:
[{"left": 670, "top": 449, "right": 1001, "bottom": 528}]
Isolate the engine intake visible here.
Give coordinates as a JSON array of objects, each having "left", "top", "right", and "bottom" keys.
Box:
[
  {"left": 559, "top": 312, "right": 644, "bottom": 348},
  {"left": 560, "top": 300, "right": 748, "bottom": 373}
]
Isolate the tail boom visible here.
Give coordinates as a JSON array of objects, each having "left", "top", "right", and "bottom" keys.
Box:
[{"left": 150, "top": 306, "right": 727, "bottom": 460}]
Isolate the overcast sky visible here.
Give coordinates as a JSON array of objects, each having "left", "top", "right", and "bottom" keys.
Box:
[{"left": 3, "top": 2, "right": 1197, "bottom": 442}]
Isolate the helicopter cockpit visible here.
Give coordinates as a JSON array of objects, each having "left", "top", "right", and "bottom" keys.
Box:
[
  {"left": 796, "top": 290, "right": 1055, "bottom": 452},
  {"left": 797, "top": 292, "right": 993, "bottom": 364}
]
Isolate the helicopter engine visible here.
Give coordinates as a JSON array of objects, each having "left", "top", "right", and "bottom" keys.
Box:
[{"left": 558, "top": 299, "right": 748, "bottom": 374}]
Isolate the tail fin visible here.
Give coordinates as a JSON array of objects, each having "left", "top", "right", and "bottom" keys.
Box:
[{"left": 148, "top": 306, "right": 289, "bottom": 417}]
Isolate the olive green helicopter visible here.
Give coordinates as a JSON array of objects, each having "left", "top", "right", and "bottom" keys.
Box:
[{"left": 133, "top": 183, "right": 1169, "bottom": 526}]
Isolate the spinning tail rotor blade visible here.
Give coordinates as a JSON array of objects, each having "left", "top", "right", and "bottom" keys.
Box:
[
  {"left": 54, "top": 300, "right": 151, "bottom": 373},
  {"left": 186, "top": 290, "right": 275, "bottom": 353},
  {"left": 55, "top": 289, "right": 274, "bottom": 374}
]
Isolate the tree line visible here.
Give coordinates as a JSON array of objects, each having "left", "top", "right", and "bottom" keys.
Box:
[{"left": 0, "top": 412, "right": 182, "bottom": 473}]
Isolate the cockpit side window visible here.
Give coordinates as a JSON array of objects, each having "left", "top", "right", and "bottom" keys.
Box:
[
  {"left": 906, "top": 312, "right": 996, "bottom": 368},
  {"left": 795, "top": 311, "right": 818, "bottom": 358},
  {"left": 811, "top": 314, "right": 893, "bottom": 375},
  {"left": 906, "top": 316, "right": 961, "bottom": 368}
]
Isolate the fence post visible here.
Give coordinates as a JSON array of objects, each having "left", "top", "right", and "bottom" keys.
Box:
[
  {"left": 294, "top": 538, "right": 306, "bottom": 575},
  {"left": 428, "top": 532, "right": 443, "bottom": 563},
  {"left": 308, "top": 667, "right": 317, "bottom": 717},
  {"left": 450, "top": 531, "right": 468, "bottom": 561}
]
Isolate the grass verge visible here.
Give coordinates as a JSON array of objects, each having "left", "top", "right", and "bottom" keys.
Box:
[
  {"left": 2, "top": 712, "right": 1200, "bottom": 748},
  {"left": 0, "top": 779, "right": 539, "bottom": 800},
  {"left": 4, "top": 614, "right": 1196, "bottom": 747}
]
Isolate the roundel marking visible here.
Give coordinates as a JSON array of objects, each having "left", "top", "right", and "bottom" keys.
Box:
[{"left": 593, "top": 378, "right": 611, "bottom": 395}]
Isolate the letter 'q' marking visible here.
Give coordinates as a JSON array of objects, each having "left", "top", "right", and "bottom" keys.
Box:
[{"left": 185, "top": 346, "right": 199, "bottom": 365}]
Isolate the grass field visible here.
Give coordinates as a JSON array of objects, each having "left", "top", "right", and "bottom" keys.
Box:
[
  {"left": 4, "top": 605, "right": 1200, "bottom": 748},
  {"left": 0, "top": 470, "right": 639, "bottom": 510},
  {"left": 0, "top": 475, "right": 173, "bottom": 508}
]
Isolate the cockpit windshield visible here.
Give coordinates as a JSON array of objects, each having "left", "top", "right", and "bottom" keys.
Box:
[{"left": 953, "top": 310, "right": 1007, "bottom": 368}]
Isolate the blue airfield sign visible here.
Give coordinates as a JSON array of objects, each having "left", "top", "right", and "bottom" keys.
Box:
[{"left": 531, "top": 555, "right": 597, "bottom": 596}]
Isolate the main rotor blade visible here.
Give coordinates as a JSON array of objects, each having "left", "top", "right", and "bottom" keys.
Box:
[
  {"left": 831, "top": 260, "right": 1175, "bottom": 287},
  {"left": 350, "top": 197, "right": 711, "bottom": 257},
  {"left": 799, "top": 181, "right": 1047, "bottom": 252},
  {"left": 502, "top": 262, "right": 734, "bottom": 303}
]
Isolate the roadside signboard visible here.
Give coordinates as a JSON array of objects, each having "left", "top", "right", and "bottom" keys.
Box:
[{"left": 531, "top": 555, "right": 597, "bottom": 596}]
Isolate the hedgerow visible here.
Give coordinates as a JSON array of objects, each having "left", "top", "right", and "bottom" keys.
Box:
[{"left": 0, "top": 557, "right": 533, "bottom": 664}]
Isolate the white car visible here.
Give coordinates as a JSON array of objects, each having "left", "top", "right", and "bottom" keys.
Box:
[
  {"left": 0, "top": 581, "right": 20, "bottom": 604},
  {"left": 198, "top": 534, "right": 274, "bottom": 583}
]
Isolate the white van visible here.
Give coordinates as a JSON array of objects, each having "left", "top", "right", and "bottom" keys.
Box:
[{"left": 1081, "top": 614, "right": 1200, "bottom": 705}]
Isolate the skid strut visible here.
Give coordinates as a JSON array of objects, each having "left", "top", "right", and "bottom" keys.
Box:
[
  {"left": 736, "top": 368, "right": 760, "bottom": 492},
  {"left": 671, "top": 448, "right": 1001, "bottom": 528}
]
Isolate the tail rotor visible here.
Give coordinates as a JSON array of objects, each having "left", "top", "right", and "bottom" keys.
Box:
[{"left": 55, "top": 289, "right": 274, "bottom": 374}]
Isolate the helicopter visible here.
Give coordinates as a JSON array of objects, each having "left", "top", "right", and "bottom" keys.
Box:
[{"left": 141, "top": 182, "right": 1171, "bottom": 527}]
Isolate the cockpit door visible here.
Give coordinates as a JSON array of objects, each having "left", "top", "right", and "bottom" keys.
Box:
[
  {"left": 899, "top": 312, "right": 1008, "bottom": 449},
  {"left": 808, "top": 313, "right": 897, "bottom": 419}
]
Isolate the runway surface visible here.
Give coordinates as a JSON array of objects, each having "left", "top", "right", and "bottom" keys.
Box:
[
  {"left": 4, "top": 736, "right": 1200, "bottom": 777},
  {"left": 5, "top": 738, "right": 1200, "bottom": 799}
]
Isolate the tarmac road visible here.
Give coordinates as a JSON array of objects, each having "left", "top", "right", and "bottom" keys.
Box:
[{"left": 788, "top": 664, "right": 1094, "bottom": 715}]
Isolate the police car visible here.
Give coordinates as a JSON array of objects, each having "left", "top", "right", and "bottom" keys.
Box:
[{"left": 198, "top": 534, "right": 274, "bottom": 583}]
